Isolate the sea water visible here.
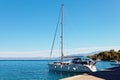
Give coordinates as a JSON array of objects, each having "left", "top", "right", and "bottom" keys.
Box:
[{"left": 0, "top": 60, "right": 116, "bottom": 80}]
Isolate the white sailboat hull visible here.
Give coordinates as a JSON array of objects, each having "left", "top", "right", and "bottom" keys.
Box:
[{"left": 48, "top": 63, "right": 96, "bottom": 72}]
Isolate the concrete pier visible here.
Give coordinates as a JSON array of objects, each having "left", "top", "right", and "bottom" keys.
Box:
[{"left": 61, "top": 66, "right": 120, "bottom": 80}]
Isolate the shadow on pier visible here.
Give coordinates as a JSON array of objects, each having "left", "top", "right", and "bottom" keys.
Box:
[
  {"left": 89, "top": 66, "right": 120, "bottom": 80},
  {"left": 62, "top": 66, "right": 120, "bottom": 80}
]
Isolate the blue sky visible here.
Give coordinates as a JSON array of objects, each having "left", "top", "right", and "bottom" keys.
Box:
[{"left": 0, "top": 0, "right": 120, "bottom": 57}]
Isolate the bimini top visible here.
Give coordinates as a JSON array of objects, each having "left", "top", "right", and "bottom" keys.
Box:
[
  {"left": 73, "top": 56, "right": 90, "bottom": 61},
  {"left": 71, "top": 56, "right": 95, "bottom": 65}
]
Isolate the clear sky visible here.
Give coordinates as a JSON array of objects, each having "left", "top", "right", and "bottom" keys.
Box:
[{"left": 0, "top": 0, "right": 120, "bottom": 57}]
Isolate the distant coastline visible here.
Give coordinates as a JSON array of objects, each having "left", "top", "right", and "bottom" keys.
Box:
[
  {"left": 88, "top": 49, "right": 120, "bottom": 61},
  {"left": 0, "top": 57, "right": 58, "bottom": 61}
]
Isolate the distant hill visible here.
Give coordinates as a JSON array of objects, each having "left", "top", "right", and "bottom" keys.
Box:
[
  {"left": 87, "top": 49, "right": 120, "bottom": 61},
  {"left": 67, "top": 51, "right": 102, "bottom": 56}
]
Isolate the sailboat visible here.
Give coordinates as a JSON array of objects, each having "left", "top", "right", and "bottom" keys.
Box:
[{"left": 48, "top": 4, "right": 96, "bottom": 72}]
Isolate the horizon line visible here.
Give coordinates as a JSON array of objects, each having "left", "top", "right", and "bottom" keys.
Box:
[{"left": 0, "top": 46, "right": 120, "bottom": 57}]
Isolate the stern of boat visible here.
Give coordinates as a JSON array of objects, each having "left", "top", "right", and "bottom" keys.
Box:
[{"left": 84, "top": 65, "right": 96, "bottom": 72}]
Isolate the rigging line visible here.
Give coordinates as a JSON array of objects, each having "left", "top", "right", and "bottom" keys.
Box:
[
  {"left": 49, "top": 8, "right": 61, "bottom": 59},
  {"left": 61, "top": 4, "right": 64, "bottom": 61}
]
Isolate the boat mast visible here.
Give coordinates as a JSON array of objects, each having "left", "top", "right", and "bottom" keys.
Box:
[{"left": 61, "top": 4, "right": 64, "bottom": 61}]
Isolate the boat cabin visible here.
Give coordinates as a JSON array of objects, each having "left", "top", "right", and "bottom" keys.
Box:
[{"left": 71, "top": 56, "right": 95, "bottom": 65}]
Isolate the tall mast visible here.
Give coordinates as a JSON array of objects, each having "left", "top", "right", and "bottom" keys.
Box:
[{"left": 61, "top": 4, "right": 64, "bottom": 61}]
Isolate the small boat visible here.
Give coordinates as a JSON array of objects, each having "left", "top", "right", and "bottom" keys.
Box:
[
  {"left": 48, "top": 4, "right": 96, "bottom": 73},
  {"left": 111, "top": 61, "right": 120, "bottom": 66},
  {"left": 96, "top": 59, "right": 101, "bottom": 61}
]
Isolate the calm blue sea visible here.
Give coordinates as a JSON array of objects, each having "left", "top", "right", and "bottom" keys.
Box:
[{"left": 0, "top": 60, "right": 116, "bottom": 80}]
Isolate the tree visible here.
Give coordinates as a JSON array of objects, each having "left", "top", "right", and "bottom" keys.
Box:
[
  {"left": 88, "top": 49, "right": 120, "bottom": 61},
  {"left": 118, "top": 50, "right": 120, "bottom": 53}
]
